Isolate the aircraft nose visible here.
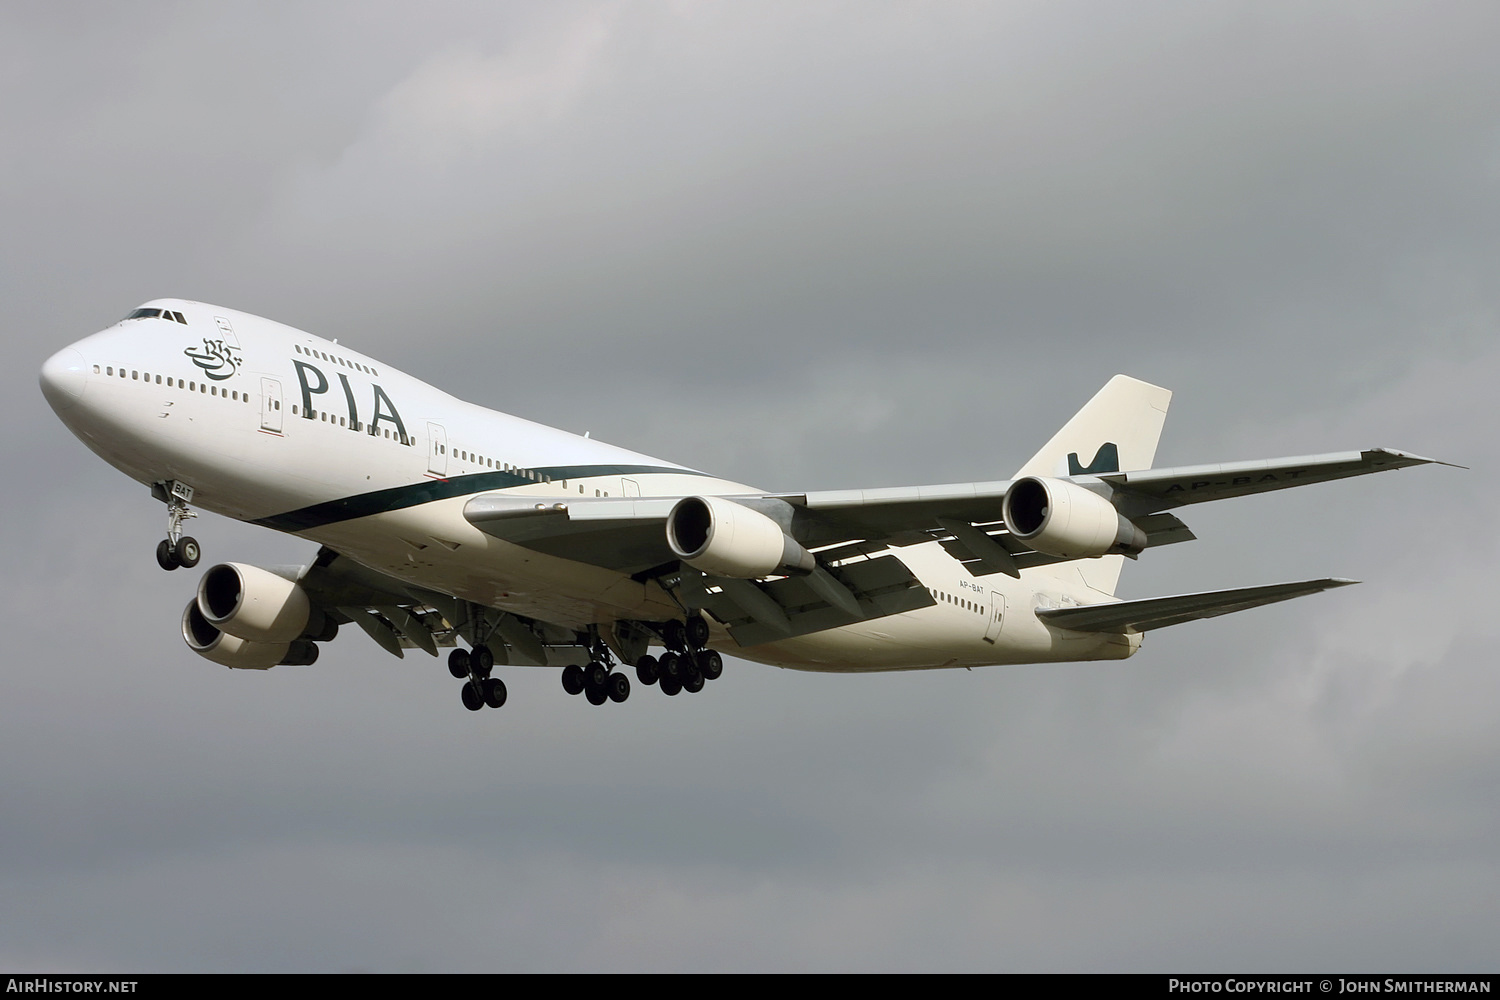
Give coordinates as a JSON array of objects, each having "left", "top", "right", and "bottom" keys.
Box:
[{"left": 40, "top": 346, "right": 88, "bottom": 411}]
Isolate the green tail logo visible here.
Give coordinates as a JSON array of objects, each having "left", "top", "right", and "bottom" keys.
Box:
[{"left": 1068, "top": 442, "right": 1120, "bottom": 476}]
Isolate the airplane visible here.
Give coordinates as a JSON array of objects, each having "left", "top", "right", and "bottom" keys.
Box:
[{"left": 39, "top": 299, "right": 1452, "bottom": 713}]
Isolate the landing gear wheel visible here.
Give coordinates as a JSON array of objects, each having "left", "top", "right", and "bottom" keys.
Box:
[
  {"left": 585, "top": 661, "right": 609, "bottom": 689},
  {"left": 662, "top": 620, "right": 687, "bottom": 651},
  {"left": 635, "top": 654, "right": 659, "bottom": 686},
  {"left": 658, "top": 651, "right": 682, "bottom": 682},
  {"left": 471, "top": 644, "right": 494, "bottom": 678},
  {"left": 448, "top": 648, "right": 471, "bottom": 679},
  {"left": 173, "top": 536, "right": 201, "bottom": 569},
  {"left": 461, "top": 681, "right": 484, "bottom": 711},
  {"left": 482, "top": 677, "right": 507, "bottom": 709},
  {"left": 686, "top": 615, "right": 710, "bottom": 650},
  {"left": 659, "top": 674, "right": 682, "bottom": 697},
  {"left": 683, "top": 666, "right": 705, "bottom": 694},
  {"left": 585, "top": 683, "right": 608, "bottom": 706},
  {"left": 156, "top": 540, "right": 178, "bottom": 571},
  {"left": 607, "top": 672, "right": 630, "bottom": 703},
  {"left": 697, "top": 649, "right": 723, "bottom": 681},
  {"left": 561, "top": 663, "right": 585, "bottom": 696}
]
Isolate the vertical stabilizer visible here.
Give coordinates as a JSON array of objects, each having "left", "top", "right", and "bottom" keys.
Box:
[
  {"left": 1016, "top": 375, "right": 1171, "bottom": 598},
  {"left": 1014, "top": 374, "right": 1171, "bottom": 480}
]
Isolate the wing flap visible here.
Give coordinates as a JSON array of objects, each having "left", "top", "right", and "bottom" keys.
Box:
[
  {"left": 1038, "top": 577, "right": 1358, "bottom": 634},
  {"left": 681, "top": 555, "right": 936, "bottom": 647}
]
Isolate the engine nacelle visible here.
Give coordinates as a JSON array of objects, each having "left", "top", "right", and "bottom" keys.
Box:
[
  {"left": 1002, "top": 477, "right": 1147, "bottom": 559},
  {"left": 196, "top": 562, "right": 322, "bottom": 644},
  {"left": 181, "top": 600, "right": 318, "bottom": 669},
  {"left": 666, "top": 496, "right": 815, "bottom": 579}
]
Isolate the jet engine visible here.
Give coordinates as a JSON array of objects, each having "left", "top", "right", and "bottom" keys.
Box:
[
  {"left": 182, "top": 600, "right": 319, "bottom": 669},
  {"left": 1002, "top": 477, "right": 1147, "bottom": 559},
  {"left": 666, "top": 496, "right": 816, "bottom": 579},
  {"left": 195, "top": 562, "right": 328, "bottom": 644}
]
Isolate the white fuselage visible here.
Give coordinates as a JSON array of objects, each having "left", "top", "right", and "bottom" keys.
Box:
[{"left": 41, "top": 300, "right": 1138, "bottom": 671}]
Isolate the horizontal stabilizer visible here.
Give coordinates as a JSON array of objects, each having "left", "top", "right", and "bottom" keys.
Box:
[{"left": 1038, "top": 578, "right": 1358, "bottom": 634}]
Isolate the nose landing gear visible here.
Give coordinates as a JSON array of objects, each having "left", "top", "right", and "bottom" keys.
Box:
[{"left": 154, "top": 483, "right": 200, "bottom": 571}]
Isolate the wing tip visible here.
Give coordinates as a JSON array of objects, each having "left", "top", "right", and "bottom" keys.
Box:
[{"left": 1369, "top": 447, "right": 1467, "bottom": 470}]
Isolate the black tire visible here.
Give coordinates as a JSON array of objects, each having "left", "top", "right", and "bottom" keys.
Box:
[
  {"left": 471, "top": 644, "right": 494, "bottom": 678},
  {"left": 697, "top": 649, "right": 723, "bottom": 681},
  {"left": 658, "top": 651, "right": 681, "bottom": 681},
  {"left": 561, "top": 663, "right": 585, "bottom": 696},
  {"left": 662, "top": 619, "right": 687, "bottom": 651},
  {"left": 585, "top": 661, "right": 609, "bottom": 688},
  {"left": 659, "top": 674, "right": 682, "bottom": 697},
  {"left": 448, "top": 648, "right": 471, "bottom": 679},
  {"left": 585, "top": 683, "right": 608, "bottom": 706},
  {"left": 461, "top": 682, "right": 484, "bottom": 711},
  {"left": 156, "top": 539, "right": 178, "bottom": 571},
  {"left": 607, "top": 672, "right": 630, "bottom": 703},
  {"left": 635, "top": 654, "right": 659, "bottom": 686},
  {"left": 683, "top": 671, "right": 705, "bottom": 694},
  {"left": 686, "top": 615, "right": 710, "bottom": 650},
  {"left": 173, "top": 536, "right": 201, "bottom": 569},
  {"left": 483, "top": 677, "right": 507, "bottom": 709}
]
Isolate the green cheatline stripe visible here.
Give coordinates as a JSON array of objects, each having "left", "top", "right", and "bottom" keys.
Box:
[{"left": 253, "top": 464, "right": 712, "bottom": 532}]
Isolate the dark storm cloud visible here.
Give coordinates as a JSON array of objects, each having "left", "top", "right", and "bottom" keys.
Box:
[{"left": 4, "top": 0, "right": 1496, "bottom": 971}]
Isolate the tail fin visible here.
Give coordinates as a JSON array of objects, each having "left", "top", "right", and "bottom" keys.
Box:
[
  {"left": 1014, "top": 374, "right": 1171, "bottom": 480},
  {"left": 1017, "top": 375, "right": 1171, "bottom": 598}
]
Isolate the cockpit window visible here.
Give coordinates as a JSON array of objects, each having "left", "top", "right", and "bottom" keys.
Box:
[{"left": 121, "top": 307, "right": 189, "bottom": 324}]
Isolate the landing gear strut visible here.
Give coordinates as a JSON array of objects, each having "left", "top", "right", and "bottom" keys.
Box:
[{"left": 155, "top": 483, "right": 201, "bottom": 571}]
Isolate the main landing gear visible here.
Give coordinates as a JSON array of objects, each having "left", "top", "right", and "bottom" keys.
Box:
[
  {"left": 155, "top": 489, "right": 200, "bottom": 571},
  {"left": 632, "top": 615, "right": 723, "bottom": 698},
  {"left": 449, "top": 645, "right": 507, "bottom": 712},
  {"left": 560, "top": 634, "right": 631, "bottom": 706}
]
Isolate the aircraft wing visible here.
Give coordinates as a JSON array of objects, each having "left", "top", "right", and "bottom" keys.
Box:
[
  {"left": 463, "top": 489, "right": 1196, "bottom": 580},
  {"left": 1037, "top": 577, "right": 1357, "bottom": 634},
  {"left": 463, "top": 447, "right": 1449, "bottom": 583},
  {"left": 1101, "top": 448, "right": 1451, "bottom": 517},
  {"left": 294, "top": 546, "right": 596, "bottom": 665}
]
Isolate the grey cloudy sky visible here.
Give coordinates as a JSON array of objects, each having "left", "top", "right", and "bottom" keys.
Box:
[{"left": 4, "top": 1, "right": 1497, "bottom": 971}]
